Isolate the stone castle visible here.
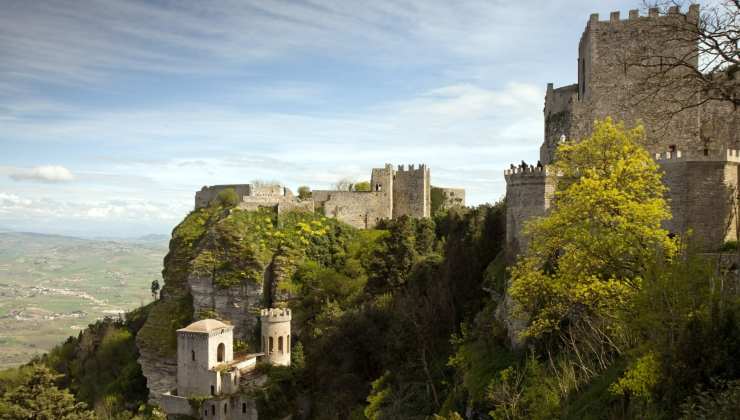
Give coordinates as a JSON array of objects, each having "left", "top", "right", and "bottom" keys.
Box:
[
  {"left": 194, "top": 164, "right": 465, "bottom": 229},
  {"left": 161, "top": 308, "right": 291, "bottom": 419},
  {"left": 506, "top": 5, "right": 739, "bottom": 255}
]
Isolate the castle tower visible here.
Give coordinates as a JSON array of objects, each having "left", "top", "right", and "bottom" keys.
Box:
[
  {"left": 392, "top": 164, "right": 431, "bottom": 219},
  {"left": 175, "top": 319, "right": 234, "bottom": 397},
  {"left": 541, "top": 5, "right": 703, "bottom": 164},
  {"left": 260, "top": 308, "right": 291, "bottom": 366},
  {"left": 370, "top": 164, "right": 395, "bottom": 220}
]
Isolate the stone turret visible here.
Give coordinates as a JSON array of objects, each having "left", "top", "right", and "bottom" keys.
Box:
[
  {"left": 175, "top": 319, "right": 234, "bottom": 397},
  {"left": 260, "top": 308, "right": 291, "bottom": 366}
]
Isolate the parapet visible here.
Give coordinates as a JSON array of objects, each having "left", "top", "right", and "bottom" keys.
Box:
[
  {"left": 396, "top": 163, "right": 429, "bottom": 173},
  {"left": 588, "top": 4, "right": 699, "bottom": 25},
  {"left": 504, "top": 164, "right": 552, "bottom": 177},
  {"left": 655, "top": 149, "right": 740, "bottom": 164},
  {"left": 260, "top": 308, "right": 291, "bottom": 323}
]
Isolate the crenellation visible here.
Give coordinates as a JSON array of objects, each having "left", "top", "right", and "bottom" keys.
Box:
[
  {"left": 508, "top": 5, "right": 740, "bottom": 255},
  {"left": 195, "top": 164, "right": 460, "bottom": 229}
]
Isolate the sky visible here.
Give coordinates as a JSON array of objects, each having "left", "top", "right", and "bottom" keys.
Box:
[{"left": 0, "top": 0, "right": 642, "bottom": 238}]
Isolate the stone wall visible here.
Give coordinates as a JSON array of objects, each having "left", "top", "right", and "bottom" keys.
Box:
[
  {"left": 312, "top": 190, "right": 390, "bottom": 229},
  {"left": 238, "top": 195, "right": 314, "bottom": 214},
  {"left": 504, "top": 166, "right": 557, "bottom": 258},
  {"left": 512, "top": 6, "right": 739, "bottom": 256},
  {"left": 194, "top": 163, "right": 463, "bottom": 229},
  {"left": 431, "top": 186, "right": 465, "bottom": 212},
  {"left": 659, "top": 150, "right": 740, "bottom": 248},
  {"left": 540, "top": 6, "right": 707, "bottom": 164},
  {"left": 393, "top": 164, "right": 431, "bottom": 219},
  {"left": 195, "top": 185, "right": 253, "bottom": 209},
  {"left": 540, "top": 84, "right": 578, "bottom": 164}
]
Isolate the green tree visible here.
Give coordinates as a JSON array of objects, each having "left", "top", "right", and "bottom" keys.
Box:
[
  {"left": 150, "top": 279, "right": 160, "bottom": 300},
  {"left": 353, "top": 181, "right": 371, "bottom": 192},
  {"left": 297, "top": 185, "right": 312, "bottom": 200},
  {"left": 215, "top": 187, "right": 239, "bottom": 207},
  {"left": 509, "top": 118, "right": 677, "bottom": 363},
  {"left": 0, "top": 364, "right": 95, "bottom": 420}
]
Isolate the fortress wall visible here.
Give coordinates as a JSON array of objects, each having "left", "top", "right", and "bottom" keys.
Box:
[
  {"left": 431, "top": 187, "right": 465, "bottom": 212},
  {"left": 250, "top": 185, "right": 285, "bottom": 196},
  {"left": 393, "top": 164, "right": 430, "bottom": 219},
  {"left": 313, "top": 191, "right": 390, "bottom": 229},
  {"left": 701, "top": 100, "right": 740, "bottom": 151},
  {"left": 575, "top": 8, "right": 701, "bottom": 154},
  {"left": 541, "top": 84, "right": 579, "bottom": 164},
  {"left": 195, "top": 185, "right": 253, "bottom": 209},
  {"left": 238, "top": 195, "right": 313, "bottom": 214},
  {"left": 504, "top": 167, "right": 557, "bottom": 258},
  {"left": 659, "top": 151, "right": 739, "bottom": 248}
]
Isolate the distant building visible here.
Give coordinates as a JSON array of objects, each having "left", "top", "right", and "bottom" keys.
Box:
[
  {"left": 160, "top": 308, "right": 292, "bottom": 420},
  {"left": 194, "top": 164, "right": 466, "bottom": 229}
]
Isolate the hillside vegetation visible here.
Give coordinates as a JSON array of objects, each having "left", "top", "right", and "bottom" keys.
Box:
[{"left": 2, "top": 120, "right": 740, "bottom": 419}]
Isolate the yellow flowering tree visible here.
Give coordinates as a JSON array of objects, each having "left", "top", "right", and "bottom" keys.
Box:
[{"left": 509, "top": 118, "right": 677, "bottom": 368}]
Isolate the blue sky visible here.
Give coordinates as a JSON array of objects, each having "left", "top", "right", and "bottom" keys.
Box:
[{"left": 0, "top": 0, "right": 641, "bottom": 237}]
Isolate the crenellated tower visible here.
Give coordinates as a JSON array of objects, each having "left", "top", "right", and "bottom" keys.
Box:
[
  {"left": 260, "top": 308, "right": 292, "bottom": 367},
  {"left": 392, "top": 164, "right": 431, "bottom": 219},
  {"left": 541, "top": 5, "right": 703, "bottom": 164}
]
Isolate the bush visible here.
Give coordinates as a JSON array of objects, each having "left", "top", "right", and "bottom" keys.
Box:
[
  {"left": 216, "top": 188, "right": 239, "bottom": 207},
  {"left": 297, "top": 186, "right": 312, "bottom": 200}
]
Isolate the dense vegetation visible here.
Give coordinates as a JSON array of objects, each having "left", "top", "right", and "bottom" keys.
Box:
[{"left": 2, "top": 120, "right": 740, "bottom": 419}]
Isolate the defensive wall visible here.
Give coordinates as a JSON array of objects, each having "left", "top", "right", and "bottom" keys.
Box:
[
  {"left": 658, "top": 149, "right": 740, "bottom": 246},
  {"left": 509, "top": 5, "right": 740, "bottom": 255},
  {"left": 194, "top": 164, "right": 464, "bottom": 230},
  {"left": 504, "top": 165, "right": 557, "bottom": 259},
  {"left": 431, "top": 186, "right": 466, "bottom": 212}
]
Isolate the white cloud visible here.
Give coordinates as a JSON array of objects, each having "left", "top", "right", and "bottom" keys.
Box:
[{"left": 9, "top": 165, "right": 76, "bottom": 183}]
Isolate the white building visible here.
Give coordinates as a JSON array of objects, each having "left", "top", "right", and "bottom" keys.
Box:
[{"left": 160, "top": 311, "right": 292, "bottom": 420}]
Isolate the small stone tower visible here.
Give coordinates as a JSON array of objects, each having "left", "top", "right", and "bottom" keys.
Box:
[
  {"left": 393, "top": 164, "right": 431, "bottom": 219},
  {"left": 260, "top": 308, "right": 291, "bottom": 366},
  {"left": 175, "top": 319, "right": 234, "bottom": 397}
]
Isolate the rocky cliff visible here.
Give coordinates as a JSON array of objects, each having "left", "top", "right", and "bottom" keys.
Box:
[{"left": 135, "top": 204, "right": 357, "bottom": 402}]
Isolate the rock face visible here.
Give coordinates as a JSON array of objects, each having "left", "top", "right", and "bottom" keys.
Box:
[
  {"left": 135, "top": 206, "right": 355, "bottom": 404},
  {"left": 138, "top": 351, "right": 177, "bottom": 404},
  {"left": 189, "top": 274, "right": 264, "bottom": 343}
]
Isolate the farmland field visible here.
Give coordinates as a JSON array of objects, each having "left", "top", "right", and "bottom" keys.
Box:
[{"left": 0, "top": 232, "right": 169, "bottom": 368}]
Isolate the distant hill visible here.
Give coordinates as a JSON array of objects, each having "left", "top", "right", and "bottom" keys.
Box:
[{"left": 0, "top": 231, "right": 168, "bottom": 368}]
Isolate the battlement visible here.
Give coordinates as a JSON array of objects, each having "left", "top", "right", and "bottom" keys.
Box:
[
  {"left": 396, "top": 163, "right": 429, "bottom": 173},
  {"left": 654, "top": 149, "right": 740, "bottom": 163},
  {"left": 504, "top": 164, "right": 552, "bottom": 177},
  {"left": 588, "top": 4, "right": 698, "bottom": 25},
  {"left": 260, "top": 308, "right": 291, "bottom": 322}
]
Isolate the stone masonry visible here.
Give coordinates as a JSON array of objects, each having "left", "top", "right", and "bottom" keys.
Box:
[
  {"left": 506, "top": 6, "right": 740, "bottom": 256},
  {"left": 195, "top": 164, "right": 464, "bottom": 229}
]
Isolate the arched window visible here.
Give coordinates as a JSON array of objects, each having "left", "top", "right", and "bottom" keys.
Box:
[
  {"left": 210, "top": 385, "right": 215, "bottom": 396},
  {"left": 269, "top": 337, "right": 274, "bottom": 353},
  {"left": 217, "top": 343, "right": 225, "bottom": 362},
  {"left": 242, "top": 402, "right": 247, "bottom": 413},
  {"left": 211, "top": 404, "right": 215, "bottom": 415},
  {"left": 278, "top": 336, "right": 283, "bottom": 353},
  {"left": 287, "top": 335, "right": 290, "bottom": 352},
  {"left": 191, "top": 350, "right": 195, "bottom": 361},
  {"left": 224, "top": 403, "right": 228, "bottom": 414}
]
